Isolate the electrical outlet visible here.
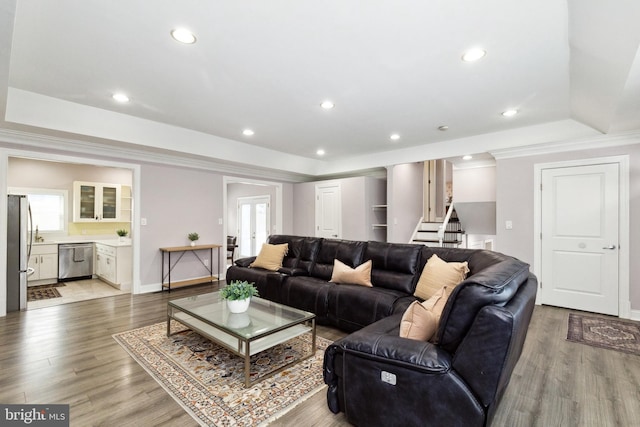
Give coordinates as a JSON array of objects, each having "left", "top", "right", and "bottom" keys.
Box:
[
  {"left": 505, "top": 220, "right": 513, "bottom": 230},
  {"left": 141, "top": 218, "right": 147, "bottom": 226},
  {"left": 204, "top": 259, "right": 209, "bottom": 267}
]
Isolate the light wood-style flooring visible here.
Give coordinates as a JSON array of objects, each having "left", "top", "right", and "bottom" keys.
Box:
[{"left": 1, "top": 282, "right": 638, "bottom": 426}]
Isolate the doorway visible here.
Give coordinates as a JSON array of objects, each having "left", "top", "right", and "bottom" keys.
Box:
[
  {"left": 4, "top": 154, "right": 138, "bottom": 311},
  {"left": 237, "top": 195, "right": 270, "bottom": 258},
  {"left": 534, "top": 156, "right": 630, "bottom": 318},
  {"left": 315, "top": 183, "right": 341, "bottom": 238},
  {"left": 223, "top": 177, "right": 283, "bottom": 265}
]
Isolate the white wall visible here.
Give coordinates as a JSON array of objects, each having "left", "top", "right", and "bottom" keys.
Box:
[
  {"left": 495, "top": 141, "right": 640, "bottom": 312},
  {"left": 453, "top": 165, "right": 496, "bottom": 202},
  {"left": 387, "top": 163, "right": 423, "bottom": 243},
  {"left": 292, "top": 176, "right": 387, "bottom": 241}
]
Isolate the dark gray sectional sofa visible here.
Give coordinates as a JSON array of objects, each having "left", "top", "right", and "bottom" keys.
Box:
[{"left": 225, "top": 234, "right": 537, "bottom": 426}]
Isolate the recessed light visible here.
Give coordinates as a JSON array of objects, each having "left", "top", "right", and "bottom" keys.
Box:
[
  {"left": 320, "top": 101, "right": 335, "bottom": 109},
  {"left": 462, "top": 48, "right": 486, "bottom": 62},
  {"left": 316, "top": 149, "right": 325, "bottom": 156},
  {"left": 463, "top": 155, "right": 473, "bottom": 160},
  {"left": 171, "top": 28, "right": 197, "bottom": 44},
  {"left": 242, "top": 129, "right": 254, "bottom": 136},
  {"left": 390, "top": 133, "right": 400, "bottom": 141},
  {"left": 438, "top": 125, "right": 449, "bottom": 131},
  {"left": 112, "top": 93, "right": 130, "bottom": 103},
  {"left": 502, "top": 109, "right": 518, "bottom": 117}
]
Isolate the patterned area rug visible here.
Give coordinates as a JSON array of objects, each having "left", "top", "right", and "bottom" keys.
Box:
[
  {"left": 27, "top": 283, "right": 65, "bottom": 301},
  {"left": 113, "top": 322, "right": 330, "bottom": 426},
  {"left": 567, "top": 313, "right": 640, "bottom": 356}
]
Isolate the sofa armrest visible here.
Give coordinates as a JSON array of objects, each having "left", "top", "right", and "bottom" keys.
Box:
[
  {"left": 234, "top": 256, "right": 256, "bottom": 268},
  {"left": 324, "top": 314, "right": 451, "bottom": 382}
]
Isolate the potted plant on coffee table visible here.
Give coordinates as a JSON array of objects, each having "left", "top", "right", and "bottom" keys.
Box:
[{"left": 220, "top": 280, "right": 259, "bottom": 313}]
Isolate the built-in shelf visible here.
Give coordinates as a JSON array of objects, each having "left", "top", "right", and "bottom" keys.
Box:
[
  {"left": 371, "top": 204, "right": 388, "bottom": 209},
  {"left": 372, "top": 224, "right": 387, "bottom": 228}
]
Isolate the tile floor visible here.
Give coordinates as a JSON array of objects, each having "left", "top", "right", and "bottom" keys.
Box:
[{"left": 27, "top": 278, "right": 128, "bottom": 310}]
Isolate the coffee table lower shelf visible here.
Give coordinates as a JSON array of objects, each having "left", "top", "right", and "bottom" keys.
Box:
[{"left": 168, "top": 311, "right": 316, "bottom": 387}]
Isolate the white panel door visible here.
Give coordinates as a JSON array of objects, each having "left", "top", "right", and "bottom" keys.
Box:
[
  {"left": 237, "top": 196, "right": 270, "bottom": 257},
  {"left": 315, "top": 184, "right": 341, "bottom": 238},
  {"left": 540, "top": 163, "right": 619, "bottom": 315}
]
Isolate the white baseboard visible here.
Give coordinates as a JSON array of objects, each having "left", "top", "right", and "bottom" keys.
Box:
[
  {"left": 630, "top": 309, "right": 640, "bottom": 321},
  {"left": 139, "top": 282, "right": 162, "bottom": 294}
]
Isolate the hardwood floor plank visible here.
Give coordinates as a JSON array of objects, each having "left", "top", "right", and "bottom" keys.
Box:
[{"left": 1, "top": 286, "right": 638, "bottom": 426}]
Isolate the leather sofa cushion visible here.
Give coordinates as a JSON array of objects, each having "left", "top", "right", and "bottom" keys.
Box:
[
  {"left": 267, "top": 235, "right": 304, "bottom": 269},
  {"left": 311, "top": 239, "right": 366, "bottom": 280},
  {"left": 281, "top": 276, "right": 333, "bottom": 322},
  {"left": 365, "top": 241, "right": 422, "bottom": 294},
  {"left": 327, "top": 285, "right": 410, "bottom": 332}
]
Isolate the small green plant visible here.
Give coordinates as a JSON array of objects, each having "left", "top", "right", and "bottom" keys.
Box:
[
  {"left": 220, "top": 280, "right": 259, "bottom": 301},
  {"left": 188, "top": 232, "right": 199, "bottom": 241},
  {"left": 116, "top": 229, "right": 128, "bottom": 237}
]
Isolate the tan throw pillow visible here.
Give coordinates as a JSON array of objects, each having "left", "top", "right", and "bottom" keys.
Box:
[
  {"left": 249, "top": 243, "right": 288, "bottom": 271},
  {"left": 330, "top": 259, "right": 373, "bottom": 287},
  {"left": 399, "top": 301, "right": 438, "bottom": 341},
  {"left": 414, "top": 254, "right": 469, "bottom": 300},
  {"left": 422, "top": 285, "right": 452, "bottom": 319}
]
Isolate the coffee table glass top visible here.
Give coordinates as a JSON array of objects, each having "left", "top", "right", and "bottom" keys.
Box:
[{"left": 168, "top": 292, "right": 315, "bottom": 340}]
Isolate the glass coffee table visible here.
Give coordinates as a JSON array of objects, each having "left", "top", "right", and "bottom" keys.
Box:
[{"left": 167, "top": 292, "right": 316, "bottom": 387}]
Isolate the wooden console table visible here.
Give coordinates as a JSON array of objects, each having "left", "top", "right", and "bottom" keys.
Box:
[{"left": 160, "top": 244, "right": 222, "bottom": 292}]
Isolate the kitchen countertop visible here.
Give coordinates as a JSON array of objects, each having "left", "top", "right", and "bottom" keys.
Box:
[{"left": 32, "top": 238, "right": 132, "bottom": 247}]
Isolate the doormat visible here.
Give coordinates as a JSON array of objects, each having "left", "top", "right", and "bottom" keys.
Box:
[
  {"left": 567, "top": 313, "right": 640, "bottom": 356},
  {"left": 27, "top": 283, "right": 65, "bottom": 301},
  {"left": 113, "top": 321, "right": 331, "bottom": 426}
]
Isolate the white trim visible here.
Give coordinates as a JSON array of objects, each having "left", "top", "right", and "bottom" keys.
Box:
[
  {"left": 630, "top": 309, "right": 640, "bottom": 322},
  {"left": 533, "top": 155, "right": 630, "bottom": 319},
  {"left": 315, "top": 182, "right": 342, "bottom": 239},
  {"left": 0, "top": 128, "right": 312, "bottom": 183},
  {"left": 0, "top": 148, "right": 142, "bottom": 316},
  {"left": 492, "top": 131, "right": 640, "bottom": 160}
]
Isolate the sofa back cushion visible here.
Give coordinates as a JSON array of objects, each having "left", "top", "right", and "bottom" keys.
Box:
[
  {"left": 435, "top": 251, "right": 531, "bottom": 354},
  {"left": 364, "top": 241, "right": 421, "bottom": 294},
  {"left": 267, "top": 235, "right": 304, "bottom": 269},
  {"left": 311, "top": 239, "right": 366, "bottom": 281}
]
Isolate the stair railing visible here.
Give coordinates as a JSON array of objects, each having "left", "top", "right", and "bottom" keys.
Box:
[{"left": 437, "top": 202, "right": 455, "bottom": 247}]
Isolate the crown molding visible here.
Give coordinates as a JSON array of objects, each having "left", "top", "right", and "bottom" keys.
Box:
[
  {"left": 0, "top": 128, "right": 317, "bottom": 183},
  {"left": 490, "top": 131, "right": 640, "bottom": 160}
]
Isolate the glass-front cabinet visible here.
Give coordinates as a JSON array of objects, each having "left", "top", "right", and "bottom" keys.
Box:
[{"left": 73, "top": 181, "right": 121, "bottom": 222}]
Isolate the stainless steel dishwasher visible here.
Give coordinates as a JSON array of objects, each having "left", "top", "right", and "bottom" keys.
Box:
[{"left": 58, "top": 243, "right": 94, "bottom": 281}]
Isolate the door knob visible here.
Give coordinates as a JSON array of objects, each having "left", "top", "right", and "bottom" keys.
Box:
[{"left": 602, "top": 245, "right": 616, "bottom": 250}]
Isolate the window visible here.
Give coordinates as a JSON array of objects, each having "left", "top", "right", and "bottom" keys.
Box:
[{"left": 9, "top": 187, "right": 68, "bottom": 233}]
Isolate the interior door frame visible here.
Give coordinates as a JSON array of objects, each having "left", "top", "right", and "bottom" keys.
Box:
[
  {"left": 223, "top": 176, "right": 283, "bottom": 257},
  {"left": 533, "top": 155, "right": 630, "bottom": 319},
  {"left": 236, "top": 194, "right": 271, "bottom": 257},
  {"left": 315, "top": 182, "right": 342, "bottom": 238}
]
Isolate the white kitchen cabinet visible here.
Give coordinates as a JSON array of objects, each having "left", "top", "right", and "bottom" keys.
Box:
[
  {"left": 73, "top": 181, "right": 121, "bottom": 222},
  {"left": 27, "top": 244, "right": 58, "bottom": 285},
  {"left": 95, "top": 243, "right": 132, "bottom": 290}
]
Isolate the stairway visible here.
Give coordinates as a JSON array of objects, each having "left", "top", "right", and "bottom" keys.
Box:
[{"left": 412, "top": 207, "right": 464, "bottom": 248}]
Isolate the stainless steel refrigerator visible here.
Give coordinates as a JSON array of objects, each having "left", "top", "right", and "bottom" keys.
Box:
[{"left": 7, "top": 194, "right": 32, "bottom": 312}]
